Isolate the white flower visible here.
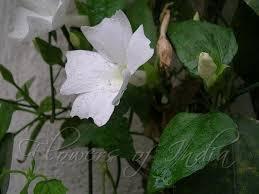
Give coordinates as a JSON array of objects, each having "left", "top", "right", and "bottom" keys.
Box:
[
  {"left": 198, "top": 52, "right": 217, "bottom": 80},
  {"left": 9, "top": 0, "right": 87, "bottom": 41},
  {"left": 60, "top": 10, "right": 154, "bottom": 126}
]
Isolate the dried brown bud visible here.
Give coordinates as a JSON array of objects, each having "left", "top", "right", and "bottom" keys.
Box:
[
  {"left": 157, "top": 35, "right": 173, "bottom": 69},
  {"left": 157, "top": 6, "right": 173, "bottom": 69}
]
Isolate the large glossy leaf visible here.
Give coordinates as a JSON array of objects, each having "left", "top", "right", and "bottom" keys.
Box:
[
  {"left": 147, "top": 112, "right": 238, "bottom": 193},
  {"left": 244, "top": 0, "right": 259, "bottom": 15},
  {"left": 61, "top": 116, "right": 135, "bottom": 159},
  {"left": 168, "top": 21, "right": 238, "bottom": 74},
  {"left": 34, "top": 179, "right": 68, "bottom": 194},
  {"left": 0, "top": 134, "right": 14, "bottom": 194},
  {"left": 77, "top": 0, "right": 125, "bottom": 25},
  {"left": 0, "top": 102, "right": 16, "bottom": 142},
  {"left": 234, "top": 117, "right": 259, "bottom": 194},
  {"left": 126, "top": 0, "right": 157, "bottom": 47}
]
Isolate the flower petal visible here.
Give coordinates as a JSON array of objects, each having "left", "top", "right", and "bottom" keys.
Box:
[
  {"left": 127, "top": 25, "right": 154, "bottom": 74},
  {"left": 8, "top": 7, "right": 52, "bottom": 41},
  {"left": 60, "top": 50, "right": 123, "bottom": 95},
  {"left": 21, "top": 0, "right": 60, "bottom": 16},
  {"left": 81, "top": 10, "right": 132, "bottom": 65},
  {"left": 70, "top": 91, "right": 117, "bottom": 127}
]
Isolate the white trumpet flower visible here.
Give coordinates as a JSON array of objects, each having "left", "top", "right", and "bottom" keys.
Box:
[
  {"left": 9, "top": 0, "right": 87, "bottom": 41},
  {"left": 60, "top": 10, "right": 154, "bottom": 126}
]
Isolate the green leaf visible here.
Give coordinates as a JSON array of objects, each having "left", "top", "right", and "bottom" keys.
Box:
[
  {"left": 126, "top": 0, "right": 157, "bottom": 47},
  {"left": 75, "top": 0, "right": 88, "bottom": 15},
  {"left": 147, "top": 112, "right": 238, "bottom": 193},
  {"left": 81, "top": 0, "right": 125, "bottom": 25},
  {"left": 143, "top": 63, "right": 160, "bottom": 88},
  {"left": 234, "top": 117, "right": 259, "bottom": 194},
  {"left": 69, "top": 30, "right": 91, "bottom": 50},
  {"left": 0, "top": 64, "right": 15, "bottom": 84},
  {"left": 124, "top": 85, "right": 151, "bottom": 125},
  {"left": 244, "top": 0, "right": 259, "bottom": 15},
  {"left": 168, "top": 21, "right": 238, "bottom": 75},
  {"left": 0, "top": 134, "right": 14, "bottom": 194},
  {"left": 0, "top": 102, "right": 16, "bottom": 142},
  {"left": 34, "top": 179, "right": 68, "bottom": 194},
  {"left": 33, "top": 38, "right": 63, "bottom": 66},
  {"left": 16, "top": 77, "right": 35, "bottom": 99},
  {"left": 61, "top": 116, "right": 135, "bottom": 159},
  {"left": 39, "top": 97, "right": 62, "bottom": 113}
]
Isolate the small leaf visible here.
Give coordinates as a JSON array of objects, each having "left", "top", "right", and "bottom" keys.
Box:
[
  {"left": 33, "top": 38, "right": 63, "bottom": 66},
  {"left": 147, "top": 112, "right": 238, "bottom": 193},
  {"left": 16, "top": 77, "right": 35, "bottom": 99},
  {"left": 39, "top": 97, "right": 62, "bottom": 113},
  {"left": 75, "top": 0, "right": 88, "bottom": 15},
  {"left": 0, "top": 64, "right": 15, "bottom": 84},
  {"left": 126, "top": 0, "right": 157, "bottom": 47},
  {"left": 244, "top": 0, "right": 259, "bottom": 15},
  {"left": 0, "top": 134, "right": 14, "bottom": 194},
  {"left": 0, "top": 102, "right": 16, "bottom": 142},
  {"left": 168, "top": 21, "right": 238, "bottom": 75},
  {"left": 61, "top": 116, "right": 135, "bottom": 159},
  {"left": 34, "top": 179, "right": 68, "bottom": 194},
  {"left": 82, "top": 0, "right": 125, "bottom": 25}
]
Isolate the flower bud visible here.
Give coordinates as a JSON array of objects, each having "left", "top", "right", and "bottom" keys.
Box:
[
  {"left": 198, "top": 52, "right": 217, "bottom": 80},
  {"left": 157, "top": 7, "right": 173, "bottom": 69},
  {"left": 157, "top": 35, "right": 173, "bottom": 69},
  {"left": 193, "top": 11, "right": 200, "bottom": 21}
]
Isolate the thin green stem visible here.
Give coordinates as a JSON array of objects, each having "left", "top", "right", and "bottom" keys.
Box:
[
  {"left": 17, "top": 107, "right": 38, "bottom": 115},
  {"left": 13, "top": 83, "right": 38, "bottom": 109},
  {"left": 115, "top": 157, "right": 121, "bottom": 188},
  {"left": 88, "top": 145, "right": 93, "bottom": 194},
  {"left": 0, "top": 170, "right": 27, "bottom": 181},
  {"left": 106, "top": 163, "right": 117, "bottom": 194},
  {"left": 0, "top": 98, "right": 33, "bottom": 108},
  {"left": 48, "top": 33, "right": 56, "bottom": 123},
  {"left": 61, "top": 25, "right": 74, "bottom": 50},
  {"left": 14, "top": 117, "right": 40, "bottom": 136},
  {"left": 53, "top": 66, "right": 63, "bottom": 83}
]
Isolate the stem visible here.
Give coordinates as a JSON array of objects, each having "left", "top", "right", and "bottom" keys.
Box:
[
  {"left": 48, "top": 33, "right": 56, "bottom": 123},
  {"left": 115, "top": 157, "right": 121, "bottom": 188},
  {"left": 88, "top": 145, "right": 93, "bottom": 194},
  {"left": 0, "top": 98, "right": 33, "bottom": 108},
  {"left": 16, "top": 107, "right": 38, "bottom": 115},
  {"left": 14, "top": 117, "right": 40, "bottom": 136},
  {"left": 53, "top": 66, "right": 63, "bottom": 83},
  {"left": 126, "top": 159, "right": 148, "bottom": 178},
  {"left": 49, "top": 65, "right": 56, "bottom": 123},
  {"left": 61, "top": 25, "right": 74, "bottom": 49},
  {"left": 13, "top": 83, "right": 38, "bottom": 109},
  {"left": 0, "top": 170, "right": 27, "bottom": 181},
  {"left": 106, "top": 166, "right": 117, "bottom": 194}
]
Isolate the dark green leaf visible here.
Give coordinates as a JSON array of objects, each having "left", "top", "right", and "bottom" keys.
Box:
[
  {"left": 0, "top": 102, "right": 16, "bottom": 142},
  {"left": 126, "top": 0, "right": 157, "bottom": 47},
  {"left": 39, "top": 97, "right": 62, "bottom": 113},
  {"left": 33, "top": 38, "right": 63, "bottom": 66},
  {"left": 0, "top": 134, "right": 14, "bottom": 194},
  {"left": 168, "top": 21, "right": 238, "bottom": 75},
  {"left": 33, "top": 179, "right": 68, "bottom": 194},
  {"left": 234, "top": 117, "right": 259, "bottom": 194},
  {"left": 124, "top": 85, "right": 151, "bottom": 126},
  {"left": 81, "top": 0, "right": 125, "bottom": 25},
  {"left": 75, "top": 0, "right": 88, "bottom": 15},
  {"left": 147, "top": 112, "right": 238, "bottom": 193},
  {"left": 16, "top": 77, "right": 35, "bottom": 99},
  {"left": 244, "top": 0, "right": 259, "bottom": 15},
  {"left": 0, "top": 64, "right": 15, "bottom": 84},
  {"left": 61, "top": 116, "right": 135, "bottom": 159}
]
